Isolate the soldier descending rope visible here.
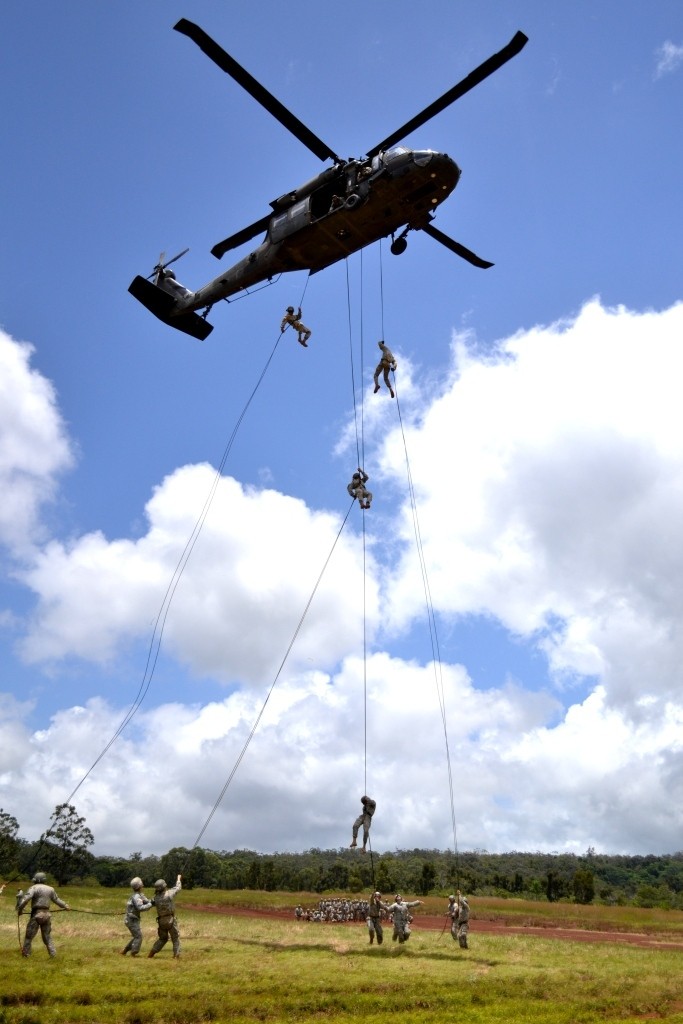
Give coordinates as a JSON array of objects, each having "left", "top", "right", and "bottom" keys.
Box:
[{"left": 350, "top": 795, "right": 376, "bottom": 852}]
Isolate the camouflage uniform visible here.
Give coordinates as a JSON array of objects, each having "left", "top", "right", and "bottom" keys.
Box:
[
  {"left": 373, "top": 341, "right": 397, "bottom": 397},
  {"left": 280, "top": 307, "right": 311, "bottom": 346},
  {"left": 17, "top": 879, "right": 69, "bottom": 957},
  {"left": 347, "top": 469, "right": 372, "bottom": 509},
  {"left": 386, "top": 896, "right": 423, "bottom": 943},
  {"left": 148, "top": 876, "right": 182, "bottom": 958},
  {"left": 122, "top": 881, "right": 153, "bottom": 956},
  {"left": 455, "top": 894, "right": 470, "bottom": 948},
  {"left": 350, "top": 795, "right": 376, "bottom": 851},
  {"left": 366, "top": 892, "right": 389, "bottom": 945}
]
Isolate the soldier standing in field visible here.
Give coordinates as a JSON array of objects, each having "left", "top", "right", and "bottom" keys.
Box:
[
  {"left": 447, "top": 894, "right": 459, "bottom": 941},
  {"left": 16, "top": 872, "right": 70, "bottom": 958},
  {"left": 148, "top": 874, "right": 182, "bottom": 959},
  {"left": 455, "top": 890, "right": 470, "bottom": 948},
  {"left": 366, "top": 890, "right": 389, "bottom": 945},
  {"left": 386, "top": 894, "right": 424, "bottom": 943},
  {"left": 121, "top": 876, "right": 153, "bottom": 956}
]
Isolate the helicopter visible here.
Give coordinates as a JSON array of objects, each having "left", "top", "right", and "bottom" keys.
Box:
[{"left": 128, "top": 19, "right": 528, "bottom": 341}]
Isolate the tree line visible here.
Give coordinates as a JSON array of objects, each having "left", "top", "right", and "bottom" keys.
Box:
[{"left": 3, "top": 806, "right": 683, "bottom": 908}]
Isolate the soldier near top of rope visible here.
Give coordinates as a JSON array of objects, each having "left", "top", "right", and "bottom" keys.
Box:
[
  {"left": 280, "top": 306, "right": 312, "bottom": 346},
  {"left": 373, "top": 340, "right": 397, "bottom": 397},
  {"left": 350, "top": 795, "right": 376, "bottom": 852},
  {"left": 16, "top": 872, "right": 70, "bottom": 958},
  {"left": 347, "top": 468, "right": 372, "bottom": 509}
]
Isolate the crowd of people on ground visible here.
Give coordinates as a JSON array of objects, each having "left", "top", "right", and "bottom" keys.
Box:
[{"left": 295, "top": 897, "right": 386, "bottom": 923}]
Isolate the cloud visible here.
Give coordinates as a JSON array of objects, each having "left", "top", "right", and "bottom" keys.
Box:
[
  {"left": 18, "top": 465, "right": 379, "bottom": 682},
  {"left": 3, "top": 660, "right": 682, "bottom": 857},
  {"left": 0, "top": 329, "right": 74, "bottom": 553},
  {"left": 378, "top": 299, "right": 683, "bottom": 716},
  {"left": 654, "top": 40, "right": 683, "bottom": 79},
  {"left": 5, "top": 298, "right": 683, "bottom": 856}
]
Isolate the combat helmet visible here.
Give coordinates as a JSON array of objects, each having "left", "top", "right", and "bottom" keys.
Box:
[
  {"left": 32, "top": 872, "right": 47, "bottom": 883},
  {"left": 130, "top": 877, "right": 143, "bottom": 890},
  {"left": 154, "top": 879, "right": 167, "bottom": 891}
]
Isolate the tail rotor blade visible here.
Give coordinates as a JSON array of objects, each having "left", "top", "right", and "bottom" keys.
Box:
[{"left": 147, "top": 248, "right": 190, "bottom": 280}]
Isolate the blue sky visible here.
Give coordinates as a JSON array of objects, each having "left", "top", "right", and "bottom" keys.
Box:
[{"left": 2, "top": 0, "right": 683, "bottom": 859}]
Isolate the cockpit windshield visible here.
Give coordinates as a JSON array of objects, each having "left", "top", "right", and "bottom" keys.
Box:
[{"left": 412, "top": 150, "right": 435, "bottom": 167}]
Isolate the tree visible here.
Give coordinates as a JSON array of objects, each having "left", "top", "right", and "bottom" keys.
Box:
[
  {"left": 40, "top": 803, "right": 94, "bottom": 884},
  {"left": 375, "top": 860, "right": 394, "bottom": 895},
  {"left": 419, "top": 862, "right": 436, "bottom": 895},
  {"left": 0, "top": 808, "right": 20, "bottom": 876},
  {"left": 573, "top": 868, "right": 595, "bottom": 905}
]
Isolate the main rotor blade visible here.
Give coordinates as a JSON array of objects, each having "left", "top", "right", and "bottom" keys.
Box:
[
  {"left": 174, "top": 19, "right": 341, "bottom": 164},
  {"left": 211, "top": 214, "right": 272, "bottom": 260},
  {"left": 366, "top": 31, "right": 528, "bottom": 158},
  {"left": 421, "top": 222, "right": 493, "bottom": 268}
]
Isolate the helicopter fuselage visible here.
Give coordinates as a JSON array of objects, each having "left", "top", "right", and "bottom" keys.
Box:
[{"left": 183, "top": 147, "right": 460, "bottom": 314}]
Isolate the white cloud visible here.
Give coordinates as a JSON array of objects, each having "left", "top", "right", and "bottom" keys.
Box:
[
  {"left": 18, "top": 465, "right": 379, "bottom": 682},
  {"left": 654, "top": 40, "right": 683, "bottom": 79},
  {"left": 378, "top": 299, "right": 683, "bottom": 716},
  {"left": 0, "top": 329, "right": 74, "bottom": 553},
  {"left": 5, "top": 299, "right": 683, "bottom": 856}
]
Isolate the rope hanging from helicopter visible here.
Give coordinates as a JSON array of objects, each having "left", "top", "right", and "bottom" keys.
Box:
[
  {"left": 191, "top": 497, "right": 354, "bottom": 851},
  {"left": 371, "top": 239, "right": 459, "bottom": 885},
  {"left": 344, "top": 252, "right": 378, "bottom": 888},
  {"left": 52, "top": 311, "right": 296, "bottom": 816},
  {"left": 392, "top": 370, "right": 460, "bottom": 888}
]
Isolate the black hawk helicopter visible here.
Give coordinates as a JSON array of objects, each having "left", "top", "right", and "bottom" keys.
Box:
[{"left": 129, "top": 19, "right": 528, "bottom": 341}]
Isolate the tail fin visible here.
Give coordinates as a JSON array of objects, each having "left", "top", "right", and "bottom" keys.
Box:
[{"left": 128, "top": 276, "right": 213, "bottom": 341}]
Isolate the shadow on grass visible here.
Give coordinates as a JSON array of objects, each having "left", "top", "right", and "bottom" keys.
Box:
[{"left": 231, "top": 935, "right": 501, "bottom": 966}]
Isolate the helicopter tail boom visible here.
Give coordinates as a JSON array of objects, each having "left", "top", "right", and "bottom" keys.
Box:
[{"left": 128, "top": 276, "right": 213, "bottom": 340}]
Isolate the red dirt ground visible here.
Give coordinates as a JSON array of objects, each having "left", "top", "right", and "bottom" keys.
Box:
[{"left": 185, "top": 903, "right": 683, "bottom": 950}]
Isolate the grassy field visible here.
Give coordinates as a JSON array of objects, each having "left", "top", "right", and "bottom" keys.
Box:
[{"left": 2, "top": 888, "right": 683, "bottom": 1024}]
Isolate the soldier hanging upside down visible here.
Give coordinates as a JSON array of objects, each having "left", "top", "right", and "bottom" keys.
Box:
[
  {"left": 280, "top": 306, "right": 312, "bottom": 346},
  {"left": 347, "top": 468, "right": 372, "bottom": 509}
]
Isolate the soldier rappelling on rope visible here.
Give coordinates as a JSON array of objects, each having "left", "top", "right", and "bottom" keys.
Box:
[
  {"left": 347, "top": 468, "right": 372, "bottom": 509},
  {"left": 373, "top": 340, "right": 397, "bottom": 397},
  {"left": 280, "top": 306, "right": 312, "bottom": 347},
  {"left": 350, "top": 795, "right": 376, "bottom": 852}
]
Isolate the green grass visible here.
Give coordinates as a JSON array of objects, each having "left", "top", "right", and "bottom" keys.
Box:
[{"left": 2, "top": 889, "right": 683, "bottom": 1024}]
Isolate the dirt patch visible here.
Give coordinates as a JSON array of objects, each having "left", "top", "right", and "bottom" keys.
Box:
[{"left": 184, "top": 904, "right": 683, "bottom": 950}]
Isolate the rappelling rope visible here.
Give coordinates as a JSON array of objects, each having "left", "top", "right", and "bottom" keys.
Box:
[
  {"left": 56, "top": 317, "right": 290, "bottom": 814},
  {"left": 191, "top": 499, "right": 356, "bottom": 850},
  {"left": 392, "top": 375, "right": 459, "bottom": 887},
  {"left": 343, "top": 256, "right": 376, "bottom": 888}
]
